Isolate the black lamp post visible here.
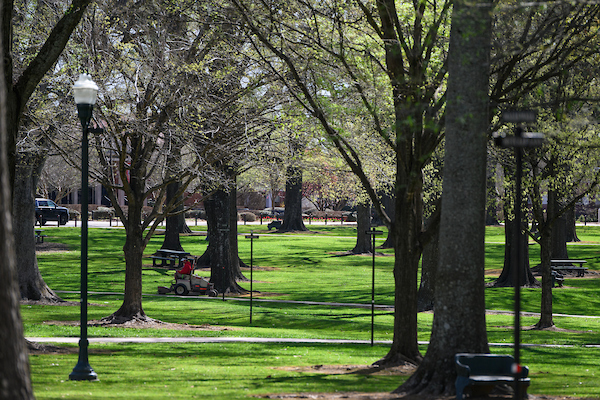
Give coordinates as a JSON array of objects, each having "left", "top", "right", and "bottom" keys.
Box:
[
  {"left": 245, "top": 230, "right": 259, "bottom": 324},
  {"left": 494, "top": 110, "right": 543, "bottom": 400},
  {"left": 69, "top": 74, "right": 99, "bottom": 381}
]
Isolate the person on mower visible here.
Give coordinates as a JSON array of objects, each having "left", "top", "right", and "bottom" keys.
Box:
[{"left": 177, "top": 260, "right": 193, "bottom": 275}]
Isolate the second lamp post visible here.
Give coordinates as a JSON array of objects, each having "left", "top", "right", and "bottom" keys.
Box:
[{"left": 69, "top": 73, "right": 99, "bottom": 381}]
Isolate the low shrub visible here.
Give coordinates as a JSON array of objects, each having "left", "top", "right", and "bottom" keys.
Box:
[
  {"left": 186, "top": 209, "right": 206, "bottom": 219},
  {"left": 92, "top": 207, "right": 115, "bottom": 220},
  {"left": 239, "top": 211, "right": 257, "bottom": 222}
]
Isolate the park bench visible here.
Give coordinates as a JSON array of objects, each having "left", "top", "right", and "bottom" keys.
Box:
[
  {"left": 455, "top": 353, "right": 530, "bottom": 400},
  {"left": 268, "top": 220, "right": 282, "bottom": 230},
  {"left": 551, "top": 259, "right": 588, "bottom": 277}
]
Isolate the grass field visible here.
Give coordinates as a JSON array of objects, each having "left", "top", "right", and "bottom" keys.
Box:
[{"left": 22, "top": 223, "right": 600, "bottom": 399}]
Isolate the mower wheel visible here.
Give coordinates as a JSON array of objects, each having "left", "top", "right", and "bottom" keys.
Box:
[
  {"left": 207, "top": 289, "right": 218, "bottom": 297},
  {"left": 174, "top": 284, "right": 189, "bottom": 296}
]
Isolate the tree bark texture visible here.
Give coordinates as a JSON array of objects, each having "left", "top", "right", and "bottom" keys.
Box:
[
  {"left": 352, "top": 202, "right": 372, "bottom": 254},
  {"left": 376, "top": 175, "right": 423, "bottom": 367},
  {"left": 204, "top": 188, "right": 247, "bottom": 294},
  {"left": 493, "top": 217, "right": 538, "bottom": 287},
  {"left": 280, "top": 164, "right": 307, "bottom": 231},
  {"left": 565, "top": 205, "right": 579, "bottom": 242},
  {"left": 536, "top": 190, "right": 558, "bottom": 328},
  {"left": 417, "top": 226, "right": 438, "bottom": 312},
  {"left": 161, "top": 181, "right": 185, "bottom": 251},
  {"left": 13, "top": 151, "right": 63, "bottom": 301},
  {"left": 161, "top": 142, "right": 191, "bottom": 250},
  {"left": 228, "top": 178, "right": 250, "bottom": 280},
  {"left": 0, "top": 25, "right": 35, "bottom": 396},
  {"left": 104, "top": 133, "right": 151, "bottom": 322},
  {"left": 108, "top": 199, "right": 147, "bottom": 322},
  {"left": 398, "top": 0, "right": 492, "bottom": 393},
  {"left": 552, "top": 213, "right": 569, "bottom": 259},
  {"left": 378, "top": 192, "right": 395, "bottom": 249}
]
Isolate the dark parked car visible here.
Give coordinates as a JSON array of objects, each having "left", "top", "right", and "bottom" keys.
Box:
[{"left": 35, "top": 198, "right": 69, "bottom": 226}]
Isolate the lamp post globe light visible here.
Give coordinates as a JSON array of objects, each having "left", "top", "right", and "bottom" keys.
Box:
[{"left": 69, "top": 73, "right": 99, "bottom": 381}]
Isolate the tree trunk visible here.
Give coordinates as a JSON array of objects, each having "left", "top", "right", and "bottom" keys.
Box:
[
  {"left": 397, "top": 0, "right": 492, "bottom": 393},
  {"left": 565, "top": 205, "right": 579, "bottom": 242},
  {"left": 0, "top": 188, "right": 35, "bottom": 399},
  {"left": 552, "top": 212, "right": 569, "bottom": 259},
  {"left": 374, "top": 176, "right": 423, "bottom": 367},
  {"left": 105, "top": 201, "right": 147, "bottom": 322},
  {"left": 379, "top": 192, "right": 395, "bottom": 249},
  {"left": 228, "top": 175, "right": 249, "bottom": 280},
  {"left": 485, "top": 166, "right": 500, "bottom": 225},
  {"left": 178, "top": 213, "right": 192, "bottom": 234},
  {"left": 535, "top": 190, "right": 557, "bottom": 329},
  {"left": 13, "top": 151, "right": 63, "bottom": 301},
  {"left": 493, "top": 216, "right": 538, "bottom": 287},
  {"left": 0, "top": 45, "right": 35, "bottom": 399},
  {"left": 103, "top": 133, "right": 152, "bottom": 323},
  {"left": 161, "top": 181, "right": 184, "bottom": 251},
  {"left": 204, "top": 188, "right": 247, "bottom": 294},
  {"left": 351, "top": 202, "right": 371, "bottom": 254},
  {"left": 280, "top": 164, "right": 307, "bottom": 231},
  {"left": 417, "top": 225, "right": 438, "bottom": 312}
]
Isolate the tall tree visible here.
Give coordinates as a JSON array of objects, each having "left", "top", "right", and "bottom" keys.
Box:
[
  {"left": 233, "top": 0, "right": 451, "bottom": 366},
  {"left": 0, "top": 10, "right": 35, "bottom": 395},
  {"left": 202, "top": 170, "right": 248, "bottom": 294},
  {"left": 4, "top": 0, "right": 93, "bottom": 186},
  {"left": 490, "top": 3, "right": 600, "bottom": 327},
  {"left": 69, "top": 0, "right": 225, "bottom": 322},
  {"left": 160, "top": 143, "right": 191, "bottom": 252},
  {"left": 528, "top": 122, "right": 600, "bottom": 328},
  {"left": 14, "top": 147, "right": 63, "bottom": 301},
  {"left": 397, "top": 0, "right": 493, "bottom": 393},
  {"left": 235, "top": 0, "right": 600, "bottom": 371},
  {"left": 8, "top": 0, "right": 94, "bottom": 302}
]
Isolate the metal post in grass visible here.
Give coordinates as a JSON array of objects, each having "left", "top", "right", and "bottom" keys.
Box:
[
  {"left": 494, "top": 110, "right": 543, "bottom": 400},
  {"left": 70, "top": 74, "right": 99, "bottom": 381},
  {"left": 366, "top": 227, "right": 382, "bottom": 346},
  {"left": 245, "top": 230, "right": 259, "bottom": 324}
]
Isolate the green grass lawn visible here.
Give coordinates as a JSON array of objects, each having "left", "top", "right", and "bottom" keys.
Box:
[{"left": 23, "top": 225, "right": 600, "bottom": 399}]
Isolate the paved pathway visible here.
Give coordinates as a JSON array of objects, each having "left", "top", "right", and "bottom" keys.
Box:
[
  {"left": 56, "top": 290, "right": 600, "bottom": 319},
  {"left": 39, "top": 293, "right": 600, "bottom": 348}
]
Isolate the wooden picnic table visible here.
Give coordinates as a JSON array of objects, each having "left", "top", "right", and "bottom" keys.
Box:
[
  {"left": 150, "top": 249, "right": 192, "bottom": 269},
  {"left": 551, "top": 259, "right": 588, "bottom": 277}
]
